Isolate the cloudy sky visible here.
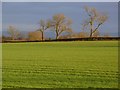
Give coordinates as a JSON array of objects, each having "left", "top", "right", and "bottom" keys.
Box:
[{"left": 2, "top": 2, "right": 118, "bottom": 37}]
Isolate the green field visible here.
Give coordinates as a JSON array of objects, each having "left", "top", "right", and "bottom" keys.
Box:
[{"left": 2, "top": 41, "right": 118, "bottom": 88}]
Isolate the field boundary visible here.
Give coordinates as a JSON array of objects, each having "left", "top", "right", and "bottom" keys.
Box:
[
  {"left": 2, "top": 37, "right": 120, "bottom": 43},
  {"left": 1, "top": 88, "right": 119, "bottom": 90}
]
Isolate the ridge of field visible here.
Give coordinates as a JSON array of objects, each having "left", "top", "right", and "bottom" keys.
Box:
[{"left": 2, "top": 41, "right": 118, "bottom": 88}]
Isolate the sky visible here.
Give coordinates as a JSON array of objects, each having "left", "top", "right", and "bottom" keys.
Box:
[
  {"left": 1, "top": 0, "right": 119, "bottom": 2},
  {"left": 2, "top": 2, "right": 118, "bottom": 37},
  {"left": 0, "top": 2, "right": 2, "bottom": 37}
]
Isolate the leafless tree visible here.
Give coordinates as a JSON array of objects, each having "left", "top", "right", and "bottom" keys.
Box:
[
  {"left": 93, "top": 30, "right": 100, "bottom": 37},
  {"left": 37, "top": 19, "right": 51, "bottom": 41},
  {"left": 78, "top": 32, "right": 89, "bottom": 38},
  {"left": 71, "top": 32, "right": 89, "bottom": 38},
  {"left": 7, "top": 26, "right": 20, "bottom": 40},
  {"left": 103, "top": 33, "right": 110, "bottom": 37},
  {"left": 82, "top": 6, "right": 108, "bottom": 37},
  {"left": 50, "top": 14, "right": 73, "bottom": 39},
  {"left": 28, "top": 31, "right": 42, "bottom": 41},
  {"left": 0, "top": 37, "right": 2, "bottom": 43}
]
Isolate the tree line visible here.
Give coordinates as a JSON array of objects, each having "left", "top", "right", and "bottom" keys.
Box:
[{"left": 3, "top": 6, "right": 109, "bottom": 41}]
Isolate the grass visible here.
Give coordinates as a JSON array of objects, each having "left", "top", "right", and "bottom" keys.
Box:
[{"left": 2, "top": 41, "right": 118, "bottom": 88}]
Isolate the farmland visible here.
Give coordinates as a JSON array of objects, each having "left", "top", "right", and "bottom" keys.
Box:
[{"left": 2, "top": 41, "right": 118, "bottom": 88}]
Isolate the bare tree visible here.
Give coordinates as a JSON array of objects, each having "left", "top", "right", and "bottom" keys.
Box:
[
  {"left": 82, "top": 6, "right": 108, "bottom": 37},
  {"left": 0, "top": 36, "right": 2, "bottom": 43},
  {"left": 59, "top": 33, "right": 73, "bottom": 39},
  {"left": 103, "top": 33, "right": 110, "bottom": 37},
  {"left": 28, "top": 31, "right": 42, "bottom": 41},
  {"left": 71, "top": 32, "right": 89, "bottom": 38},
  {"left": 37, "top": 19, "right": 51, "bottom": 41},
  {"left": 18, "top": 33, "right": 26, "bottom": 40},
  {"left": 50, "top": 14, "right": 73, "bottom": 39},
  {"left": 78, "top": 32, "right": 89, "bottom": 38},
  {"left": 93, "top": 30, "right": 100, "bottom": 37},
  {"left": 7, "top": 26, "right": 20, "bottom": 40}
]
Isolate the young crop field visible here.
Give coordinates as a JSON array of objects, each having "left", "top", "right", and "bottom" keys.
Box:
[{"left": 2, "top": 41, "right": 118, "bottom": 88}]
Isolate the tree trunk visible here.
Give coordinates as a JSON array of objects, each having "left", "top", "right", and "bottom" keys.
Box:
[
  {"left": 90, "top": 31, "right": 93, "bottom": 38},
  {"left": 90, "top": 23, "right": 93, "bottom": 38},
  {"left": 41, "top": 31, "right": 44, "bottom": 41},
  {"left": 56, "top": 34, "right": 59, "bottom": 40},
  {"left": 12, "top": 35, "right": 14, "bottom": 40},
  {"left": 56, "top": 31, "right": 59, "bottom": 40}
]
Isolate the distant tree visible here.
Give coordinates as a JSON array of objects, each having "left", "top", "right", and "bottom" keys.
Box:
[
  {"left": 50, "top": 14, "right": 73, "bottom": 39},
  {"left": 37, "top": 19, "right": 51, "bottom": 41},
  {"left": 82, "top": 6, "right": 108, "bottom": 37},
  {"left": 59, "top": 33, "right": 72, "bottom": 39},
  {"left": 103, "top": 33, "right": 110, "bottom": 37},
  {"left": 28, "top": 31, "right": 42, "bottom": 41},
  {"left": 2, "top": 35, "right": 11, "bottom": 41},
  {"left": 0, "top": 36, "right": 2, "bottom": 43},
  {"left": 93, "top": 30, "right": 100, "bottom": 37},
  {"left": 71, "top": 32, "right": 89, "bottom": 38},
  {"left": 7, "top": 26, "right": 20, "bottom": 40},
  {"left": 78, "top": 32, "right": 89, "bottom": 38},
  {"left": 18, "top": 33, "right": 26, "bottom": 40}
]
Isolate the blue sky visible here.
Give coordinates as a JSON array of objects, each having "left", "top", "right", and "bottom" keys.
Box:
[
  {"left": 2, "top": 2, "right": 118, "bottom": 37},
  {"left": 1, "top": 0, "right": 119, "bottom": 2}
]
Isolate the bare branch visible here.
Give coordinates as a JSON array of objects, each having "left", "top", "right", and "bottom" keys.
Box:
[
  {"left": 8, "top": 25, "right": 20, "bottom": 40},
  {"left": 82, "top": 6, "right": 108, "bottom": 37},
  {"left": 50, "top": 13, "right": 73, "bottom": 39},
  {"left": 38, "top": 19, "right": 51, "bottom": 40}
]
